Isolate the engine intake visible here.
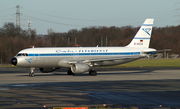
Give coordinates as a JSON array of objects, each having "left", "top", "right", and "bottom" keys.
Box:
[{"left": 71, "top": 63, "right": 90, "bottom": 74}]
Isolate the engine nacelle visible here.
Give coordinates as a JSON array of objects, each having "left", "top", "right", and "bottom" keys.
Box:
[
  {"left": 39, "top": 68, "right": 56, "bottom": 73},
  {"left": 71, "top": 63, "right": 90, "bottom": 74}
]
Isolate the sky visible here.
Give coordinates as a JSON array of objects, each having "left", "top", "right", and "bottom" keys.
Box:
[{"left": 1, "top": 0, "right": 180, "bottom": 35}]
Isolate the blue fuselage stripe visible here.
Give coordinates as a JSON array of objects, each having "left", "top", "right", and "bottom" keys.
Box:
[{"left": 27, "top": 52, "right": 141, "bottom": 57}]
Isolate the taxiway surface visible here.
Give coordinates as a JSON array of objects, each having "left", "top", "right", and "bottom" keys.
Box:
[{"left": 0, "top": 67, "right": 180, "bottom": 109}]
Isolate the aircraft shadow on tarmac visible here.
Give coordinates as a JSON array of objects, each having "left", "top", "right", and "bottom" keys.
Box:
[
  {"left": 18, "top": 73, "right": 68, "bottom": 76},
  {"left": 95, "top": 70, "right": 154, "bottom": 75},
  {"left": 17, "top": 70, "right": 154, "bottom": 77}
]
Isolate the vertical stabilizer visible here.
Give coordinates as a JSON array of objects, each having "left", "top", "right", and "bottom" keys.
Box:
[{"left": 126, "top": 19, "right": 154, "bottom": 48}]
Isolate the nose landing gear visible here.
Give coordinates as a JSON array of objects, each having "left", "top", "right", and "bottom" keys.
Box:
[{"left": 29, "top": 67, "right": 35, "bottom": 77}]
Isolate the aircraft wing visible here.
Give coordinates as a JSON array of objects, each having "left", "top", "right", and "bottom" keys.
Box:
[
  {"left": 83, "top": 56, "right": 142, "bottom": 63},
  {"left": 68, "top": 56, "right": 142, "bottom": 64},
  {"left": 68, "top": 49, "right": 158, "bottom": 64}
]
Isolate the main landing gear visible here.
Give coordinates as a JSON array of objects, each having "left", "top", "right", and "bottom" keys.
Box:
[
  {"left": 29, "top": 67, "right": 35, "bottom": 77},
  {"left": 67, "top": 69, "right": 97, "bottom": 76},
  {"left": 89, "top": 70, "right": 97, "bottom": 76},
  {"left": 89, "top": 67, "right": 97, "bottom": 76}
]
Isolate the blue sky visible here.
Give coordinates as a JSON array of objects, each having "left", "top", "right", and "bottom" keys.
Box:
[{"left": 0, "top": 0, "right": 180, "bottom": 34}]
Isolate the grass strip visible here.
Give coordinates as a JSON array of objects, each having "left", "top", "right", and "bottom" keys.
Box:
[{"left": 115, "top": 59, "right": 180, "bottom": 67}]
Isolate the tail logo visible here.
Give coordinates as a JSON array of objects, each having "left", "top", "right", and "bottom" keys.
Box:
[{"left": 142, "top": 28, "right": 151, "bottom": 36}]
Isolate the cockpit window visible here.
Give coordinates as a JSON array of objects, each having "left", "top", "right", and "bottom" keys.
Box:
[{"left": 17, "top": 53, "right": 28, "bottom": 56}]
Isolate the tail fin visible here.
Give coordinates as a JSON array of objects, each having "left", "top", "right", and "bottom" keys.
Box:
[{"left": 126, "top": 19, "right": 154, "bottom": 48}]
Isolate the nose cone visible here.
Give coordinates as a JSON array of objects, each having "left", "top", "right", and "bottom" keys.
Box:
[{"left": 11, "top": 57, "right": 17, "bottom": 66}]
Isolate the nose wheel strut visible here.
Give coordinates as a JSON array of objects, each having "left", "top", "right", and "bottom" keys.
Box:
[{"left": 29, "top": 67, "right": 35, "bottom": 77}]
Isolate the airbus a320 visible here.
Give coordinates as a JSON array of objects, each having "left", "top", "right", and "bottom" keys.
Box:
[{"left": 11, "top": 19, "right": 156, "bottom": 77}]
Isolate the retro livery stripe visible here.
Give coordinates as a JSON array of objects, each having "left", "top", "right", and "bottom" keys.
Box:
[{"left": 27, "top": 52, "right": 141, "bottom": 57}]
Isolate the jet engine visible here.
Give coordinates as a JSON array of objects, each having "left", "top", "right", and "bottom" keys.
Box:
[
  {"left": 39, "top": 68, "right": 56, "bottom": 73},
  {"left": 71, "top": 63, "right": 90, "bottom": 73}
]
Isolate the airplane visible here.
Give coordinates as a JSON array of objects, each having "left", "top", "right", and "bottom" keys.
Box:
[{"left": 11, "top": 19, "right": 156, "bottom": 77}]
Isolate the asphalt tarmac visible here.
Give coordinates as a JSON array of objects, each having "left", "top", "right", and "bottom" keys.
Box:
[{"left": 0, "top": 67, "right": 180, "bottom": 109}]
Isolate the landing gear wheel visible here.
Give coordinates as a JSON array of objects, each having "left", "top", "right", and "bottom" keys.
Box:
[
  {"left": 67, "top": 69, "right": 74, "bottom": 75},
  {"left": 89, "top": 70, "right": 97, "bottom": 76},
  {"left": 29, "top": 67, "right": 35, "bottom": 77},
  {"left": 29, "top": 73, "right": 34, "bottom": 77}
]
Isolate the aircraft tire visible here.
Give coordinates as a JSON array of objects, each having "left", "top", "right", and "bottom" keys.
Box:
[
  {"left": 29, "top": 73, "right": 34, "bottom": 77},
  {"left": 89, "top": 71, "right": 97, "bottom": 76}
]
